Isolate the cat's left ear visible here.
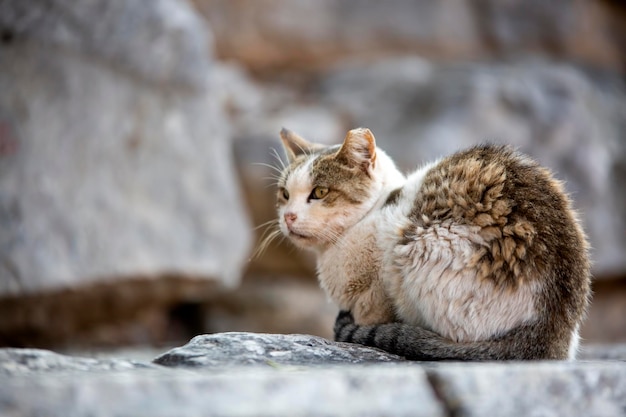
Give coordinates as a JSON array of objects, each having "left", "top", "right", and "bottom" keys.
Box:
[
  {"left": 337, "top": 128, "right": 377, "bottom": 173},
  {"left": 279, "top": 128, "right": 324, "bottom": 162}
]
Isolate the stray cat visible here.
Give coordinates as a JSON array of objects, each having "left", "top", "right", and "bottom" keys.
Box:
[{"left": 272, "top": 127, "right": 591, "bottom": 360}]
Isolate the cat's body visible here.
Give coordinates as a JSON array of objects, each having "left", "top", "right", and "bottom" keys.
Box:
[{"left": 275, "top": 127, "right": 591, "bottom": 360}]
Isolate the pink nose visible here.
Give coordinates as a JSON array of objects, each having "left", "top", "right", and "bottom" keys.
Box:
[{"left": 284, "top": 212, "right": 297, "bottom": 227}]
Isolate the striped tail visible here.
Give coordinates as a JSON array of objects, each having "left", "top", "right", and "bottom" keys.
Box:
[{"left": 333, "top": 311, "right": 564, "bottom": 361}]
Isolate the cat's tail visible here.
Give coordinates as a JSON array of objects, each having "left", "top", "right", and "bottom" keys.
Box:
[{"left": 334, "top": 311, "right": 564, "bottom": 360}]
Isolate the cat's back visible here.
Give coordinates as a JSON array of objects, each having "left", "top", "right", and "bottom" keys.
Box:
[
  {"left": 385, "top": 144, "right": 590, "bottom": 355},
  {"left": 412, "top": 144, "right": 587, "bottom": 287}
]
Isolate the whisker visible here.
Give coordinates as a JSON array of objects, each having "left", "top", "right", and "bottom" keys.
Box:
[
  {"left": 270, "top": 147, "right": 287, "bottom": 170},
  {"left": 262, "top": 173, "right": 282, "bottom": 181},
  {"left": 285, "top": 244, "right": 299, "bottom": 256},
  {"left": 253, "top": 218, "right": 279, "bottom": 231},
  {"left": 251, "top": 228, "right": 283, "bottom": 259},
  {"left": 252, "top": 162, "right": 284, "bottom": 174},
  {"left": 261, "top": 175, "right": 281, "bottom": 184},
  {"left": 252, "top": 215, "right": 359, "bottom": 264}
]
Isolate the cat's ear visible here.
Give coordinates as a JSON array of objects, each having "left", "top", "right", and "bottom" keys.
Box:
[
  {"left": 337, "top": 128, "right": 377, "bottom": 172},
  {"left": 279, "top": 128, "right": 323, "bottom": 162}
]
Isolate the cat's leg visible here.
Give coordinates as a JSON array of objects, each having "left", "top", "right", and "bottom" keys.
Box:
[{"left": 350, "top": 277, "right": 397, "bottom": 325}]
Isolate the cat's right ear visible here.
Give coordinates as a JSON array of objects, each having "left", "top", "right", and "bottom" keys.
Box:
[
  {"left": 279, "top": 128, "right": 320, "bottom": 162},
  {"left": 337, "top": 128, "right": 377, "bottom": 172}
]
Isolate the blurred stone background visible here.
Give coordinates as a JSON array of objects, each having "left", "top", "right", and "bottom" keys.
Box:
[{"left": 0, "top": 0, "right": 625, "bottom": 350}]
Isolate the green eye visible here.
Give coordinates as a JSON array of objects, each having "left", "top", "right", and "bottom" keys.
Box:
[
  {"left": 280, "top": 188, "right": 289, "bottom": 200},
  {"left": 310, "top": 186, "right": 329, "bottom": 200}
]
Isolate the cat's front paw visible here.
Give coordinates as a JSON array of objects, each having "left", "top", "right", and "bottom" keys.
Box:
[{"left": 334, "top": 310, "right": 357, "bottom": 342}]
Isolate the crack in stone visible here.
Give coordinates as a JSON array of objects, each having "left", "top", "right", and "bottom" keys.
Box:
[{"left": 425, "top": 370, "right": 459, "bottom": 417}]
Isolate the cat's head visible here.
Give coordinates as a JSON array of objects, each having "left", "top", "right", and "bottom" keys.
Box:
[{"left": 275, "top": 127, "right": 387, "bottom": 252}]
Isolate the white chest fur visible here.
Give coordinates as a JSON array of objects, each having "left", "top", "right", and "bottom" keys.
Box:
[
  {"left": 316, "top": 214, "right": 383, "bottom": 310},
  {"left": 381, "top": 219, "right": 537, "bottom": 342}
]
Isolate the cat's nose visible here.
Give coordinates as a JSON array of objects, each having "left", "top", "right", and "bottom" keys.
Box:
[{"left": 284, "top": 212, "right": 297, "bottom": 227}]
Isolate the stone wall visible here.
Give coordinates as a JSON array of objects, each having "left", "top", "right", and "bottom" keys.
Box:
[
  {"left": 1, "top": 0, "right": 625, "bottom": 347},
  {"left": 0, "top": 0, "right": 251, "bottom": 346}
]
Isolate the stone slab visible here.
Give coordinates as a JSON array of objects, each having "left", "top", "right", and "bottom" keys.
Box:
[{"left": 2, "top": 333, "right": 626, "bottom": 417}]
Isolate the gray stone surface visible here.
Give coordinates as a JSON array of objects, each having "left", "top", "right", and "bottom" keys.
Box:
[
  {"left": 0, "top": 0, "right": 251, "bottom": 296},
  {"left": 0, "top": 0, "right": 211, "bottom": 88},
  {"left": 153, "top": 332, "right": 406, "bottom": 367},
  {"left": 1, "top": 333, "right": 626, "bottom": 417},
  {"left": 0, "top": 366, "right": 445, "bottom": 417},
  {"left": 0, "top": 348, "right": 155, "bottom": 375},
  {"left": 428, "top": 362, "right": 626, "bottom": 417}
]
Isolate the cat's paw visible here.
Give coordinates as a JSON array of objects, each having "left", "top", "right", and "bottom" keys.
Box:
[{"left": 334, "top": 310, "right": 356, "bottom": 342}]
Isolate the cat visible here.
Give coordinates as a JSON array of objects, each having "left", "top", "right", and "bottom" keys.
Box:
[{"left": 272, "top": 127, "right": 591, "bottom": 360}]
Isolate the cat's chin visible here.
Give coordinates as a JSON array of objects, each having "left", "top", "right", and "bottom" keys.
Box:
[{"left": 287, "top": 231, "right": 318, "bottom": 249}]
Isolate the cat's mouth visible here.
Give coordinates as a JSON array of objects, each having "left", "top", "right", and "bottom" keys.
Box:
[
  {"left": 289, "top": 231, "right": 311, "bottom": 240},
  {"left": 286, "top": 226, "right": 312, "bottom": 240}
]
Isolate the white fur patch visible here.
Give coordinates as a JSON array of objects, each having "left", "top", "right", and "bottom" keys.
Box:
[
  {"left": 568, "top": 324, "right": 581, "bottom": 360},
  {"left": 382, "top": 219, "right": 537, "bottom": 342},
  {"left": 277, "top": 159, "right": 315, "bottom": 243}
]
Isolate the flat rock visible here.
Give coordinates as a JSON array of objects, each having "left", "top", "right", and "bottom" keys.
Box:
[
  {"left": 1, "top": 333, "right": 626, "bottom": 417},
  {"left": 0, "top": 348, "right": 155, "bottom": 376},
  {"left": 153, "top": 332, "right": 406, "bottom": 367},
  {"left": 0, "top": 365, "right": 445, "bottom": 417},
  {"left": 427, "top": 361, "right": 626, "bottom": 417}
]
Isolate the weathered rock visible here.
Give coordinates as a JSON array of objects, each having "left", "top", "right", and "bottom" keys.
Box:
[
  {"left": 0, "top": 366, "right": 446, "bottom": 417},
  {"left": 0, "top": 0, "right": 250, "bottom": 294},
  {"left": 0, "top": 0, "right": 251, "bottom": 344},
  {"left": 192, "top": 0, "right": 625, "bottom": 73},
  {"left": 0, "top": 348, "right": 155, "bottom": 375},
  {"left": 153, "top": 332, "right": 405, "bottom": 367},
  {"left": 428, "top": 362, "right": 626, "bottom": 417},
  {"left": 1, "top": 334, "right": 626, "bottom": 417},
  {"left": 0, "top": 0, "right": 211, "bottom": 88}
]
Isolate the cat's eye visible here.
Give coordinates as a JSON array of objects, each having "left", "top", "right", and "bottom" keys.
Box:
[
  {"left": 280, "top": 188, "right": 290, "bottom": 200},
  {"left": 310, "top": 186, "right": 329, "bottom": 200}
]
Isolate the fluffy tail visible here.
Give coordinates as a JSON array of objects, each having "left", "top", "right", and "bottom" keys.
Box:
[{"left": 334, "top": 311, "right": 564, "bottom": 360}]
